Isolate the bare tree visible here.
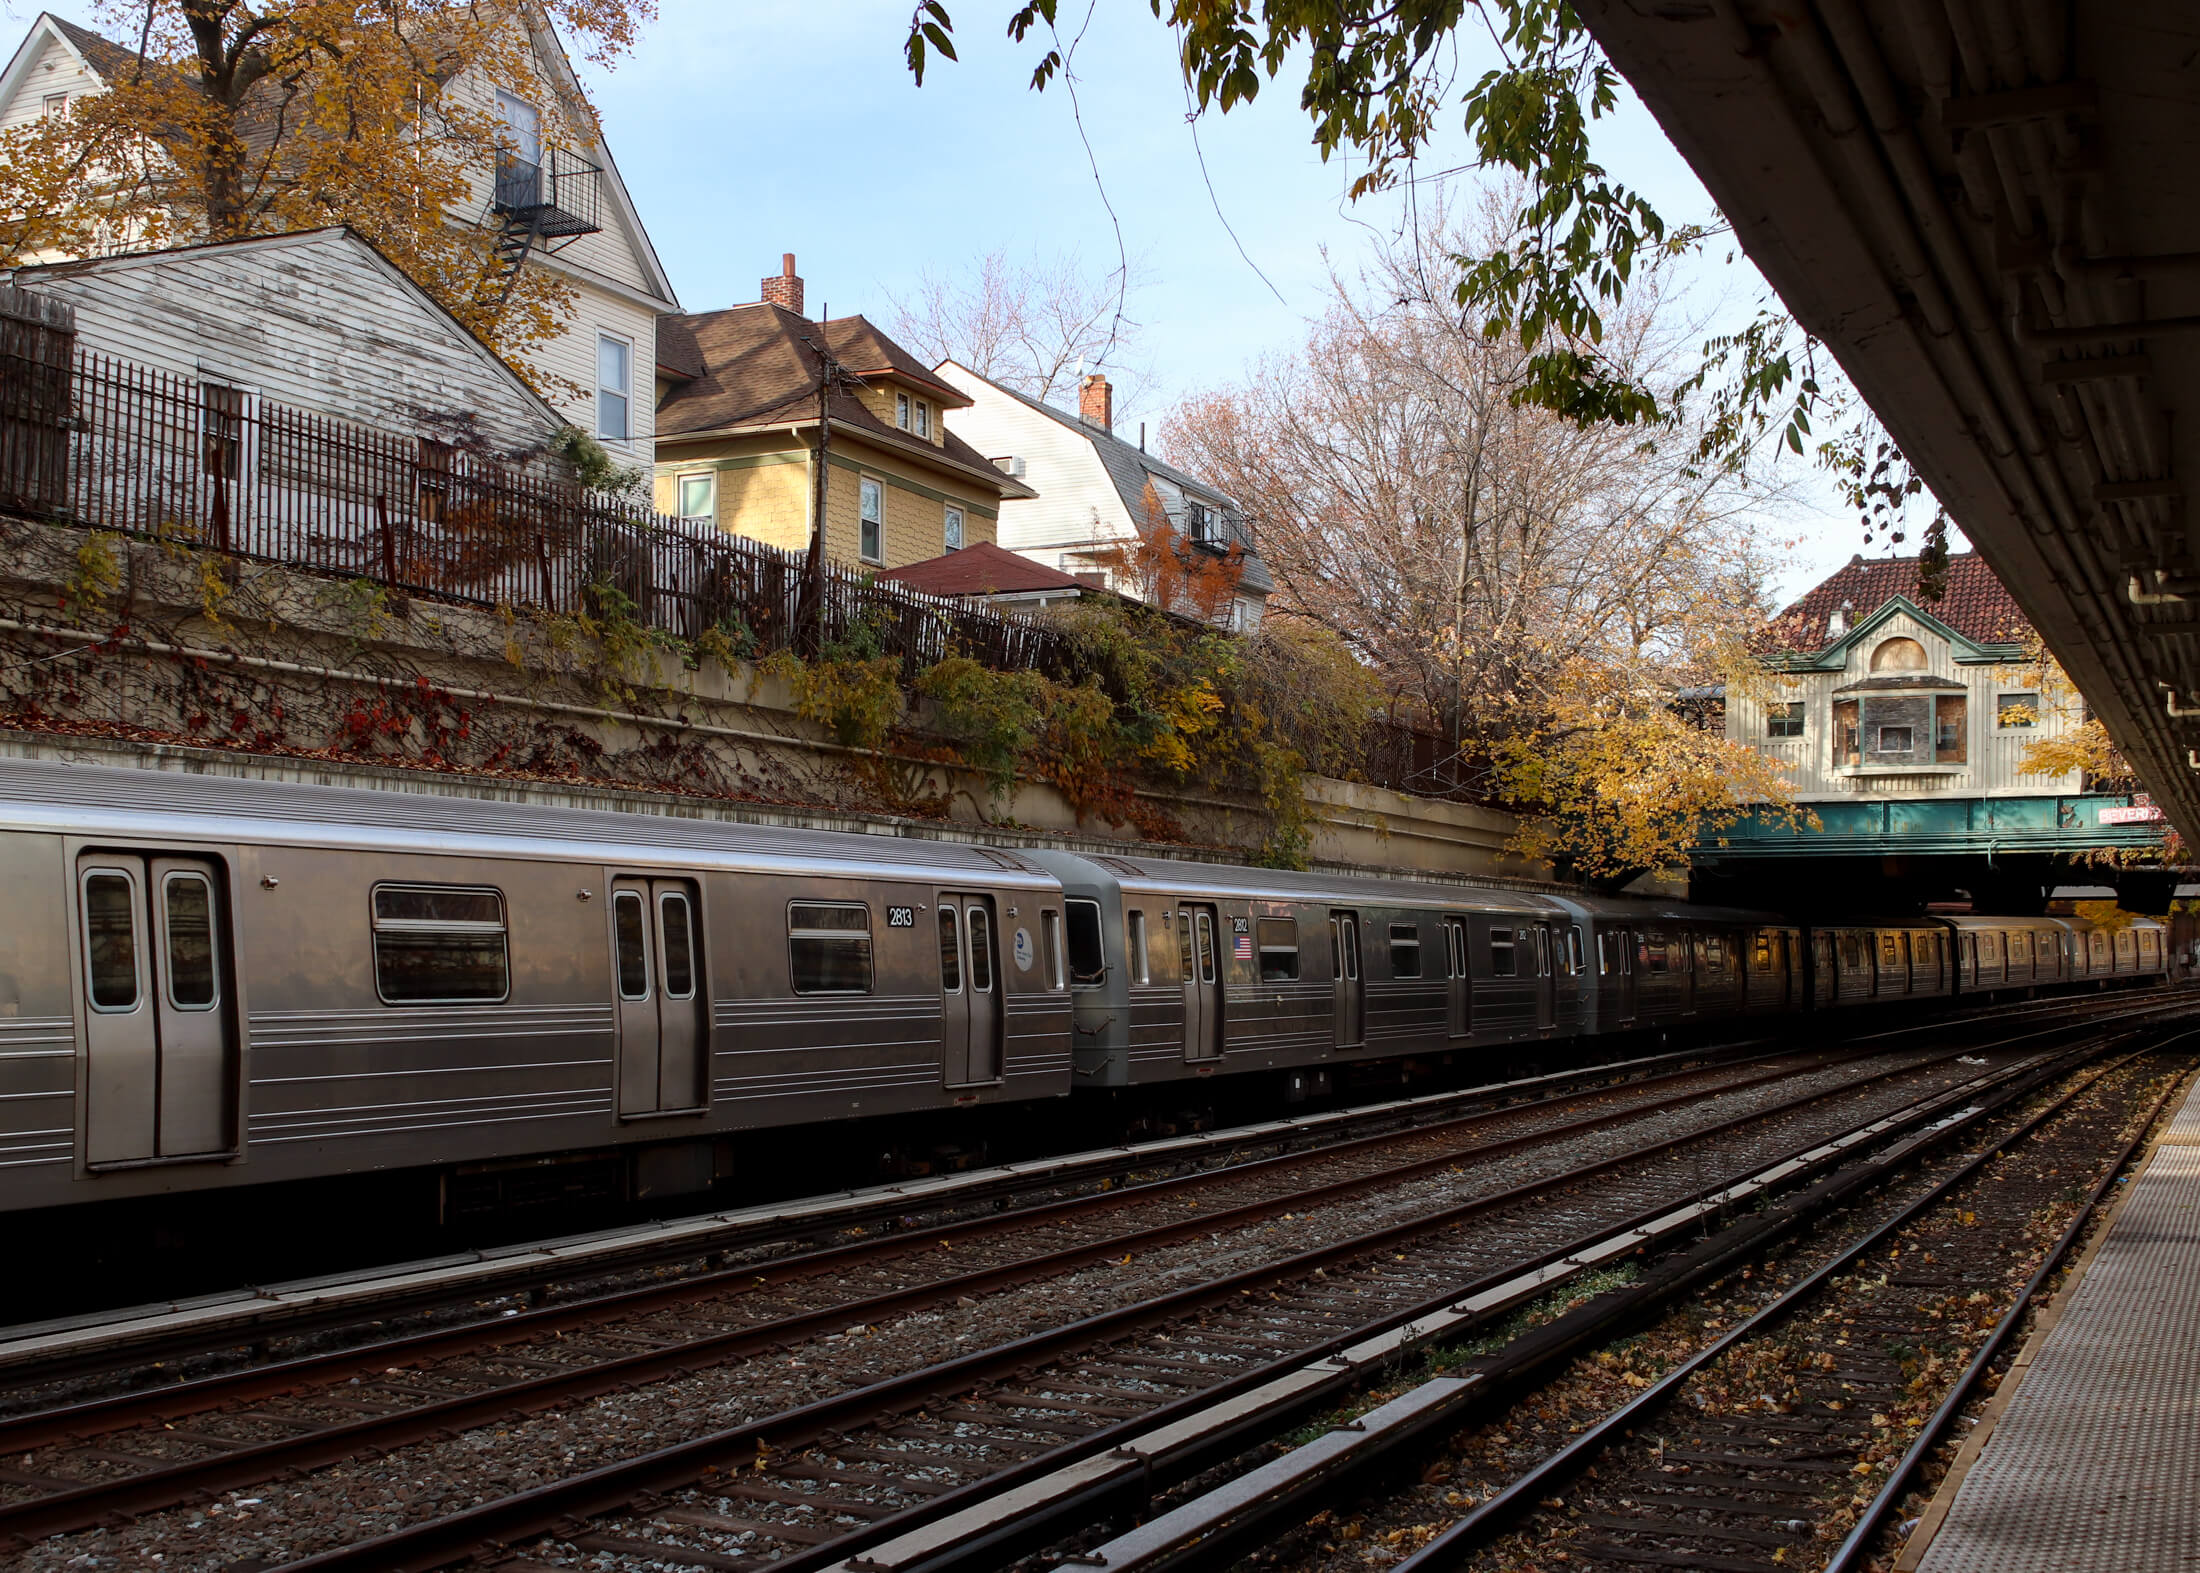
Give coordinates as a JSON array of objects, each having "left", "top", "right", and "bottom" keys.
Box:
[
  {"left": 1166, "top": 200, "right": 1780, "bottom": 760},
  {"left": 888, "top": 248, "right": 1153, "bottom": 416}
]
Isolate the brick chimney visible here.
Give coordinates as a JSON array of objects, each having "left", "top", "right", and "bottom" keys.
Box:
[
  {"left": 761, "top": 253, "right": 804, "bottom": 315},
  {"left": 1079, "top": 372, "right": 1112, "bottom": 432}
]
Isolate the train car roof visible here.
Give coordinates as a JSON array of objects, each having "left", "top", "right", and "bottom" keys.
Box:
[
  {"left": 0, "top": 759, "right": 1062, "bottom": 885},
  {"left": 1543, "top": 893, "right": 1788, "bottom": 926},
  {"left": 1936, "top": 913, "right": 2074, "bottom": 929},
  {"left": 1026, "top": 849, "right": 1563, "bottom": 915}
]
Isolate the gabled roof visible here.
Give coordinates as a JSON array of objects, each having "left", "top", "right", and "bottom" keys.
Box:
[
  {"left": 1764, "top": 551, "right": 2029, "bottom": 655},
  {"left": 938, "top": 359, "right": 1274, "bottom": 596},
  {"left": 8, "top": 10, "right": 679, "bottom": 312},
  {"left": 878, "top": 541, "right": 1087, "bottom": 597},
  {"left": 3, "top": 226, "right": 559, "bottom": 427},
  {"left": 656, "top": 303, "right": 1032, "bottom": 499}
]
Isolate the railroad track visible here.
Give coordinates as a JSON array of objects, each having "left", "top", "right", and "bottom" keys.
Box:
[
  {"left": 0, "top": 1039, "right": 1930, "bottom": 1545},
  {"left": 105, "top": 1042, "right": 2106, "bottom": 1571},
  {"left": 1047, "top": 1043, "right": 2191, "bottom": 1573}
]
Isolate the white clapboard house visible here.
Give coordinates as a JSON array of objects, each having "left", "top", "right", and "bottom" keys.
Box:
[
  {"left": 932, "top": 363, "right": 1274, "bottom": 632},
  {"left": 0, "top": 9, "right": 679, "bottom": 464}
]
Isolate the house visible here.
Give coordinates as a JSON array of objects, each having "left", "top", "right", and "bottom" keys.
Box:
[
  {"left": 3, "top": 228, "right": 560, "bottom": 455},
  {"left": 651, "top": 256, "right": 1036, "bottom": 572},
  {"left": 878, "top": 540, "right": 1095, "bottom": 613},
  {"left": 931, "top": 362, "right": 1274, "bottom": 632},
  {"left": 1708, "top": 551, "right": 2165, "bottom": 867},
  {"left": 0, "top": 10, "right": 680, "bottom": 464}
]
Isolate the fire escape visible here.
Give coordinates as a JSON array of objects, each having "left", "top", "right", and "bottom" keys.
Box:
[{"left": 484, "top": 144, "right": 605, "bottom": 309}]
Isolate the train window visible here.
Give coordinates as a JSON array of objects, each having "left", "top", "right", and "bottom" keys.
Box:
[
  {"left": 1645, "top": 939, "right": 1670, "bottom": 974},
  {"left": 1389, "top": 923, "right": 1422, "bottom": 979},
  {"left": 1597, "top": 932, "right": 1613, "bottom": 977},
  {"left": 1257, "top": 918, "right": 1300, "bottom": 982},
  {"left": 613, "top": 892, "right": 651, "bottom": 1000},
  {"left": 1195, "top": 912, "right": 1218, "bottom": 984},
  {"left": 163, "top": 872, "right": 218, "bottom": 1009},
  {"left": 1127, "top": 910, "right": 1150, "bottom": 985},
  {"left": 1564, "top": 926, "right": 1585, "bottom": 976},
  {"left": 937, "top": 909, "right": 961, "bottom": 993},
  {"left": 1065, "top": 900, "right": 1105, "bottom": 987},
  {"left": 969, "top": 908, "right": 996, "bottom": 992},
  {"left": 82, "top": 869, "right": 140, "bottom": 1011},
  {"left": 1880, "top": 934, "right": 1901, "bottom": 966},
  {"left": 1490, "top": 927, "right": 1517, "bottom": 977},
  {"left": 1342, "top": 916, "right": 1361, "bottom": 981},
  {"left": 788, "top": 902, "right": 873, "bottom": 995},
  {"left": 659, "top": 892, "right": 697, "bottom": 1000},
  {"left": 372, "top": 883, "right": 508, "bottom": 1004},
  {"left": 1752, "top": 936, "right": 1772, "bottom": 970},
  {"left": 1534, "top": 927, "right": 1551, "bottom": 976},
  {"left": 1445, "top": 918, "right": 1468, "bottom": 979}
]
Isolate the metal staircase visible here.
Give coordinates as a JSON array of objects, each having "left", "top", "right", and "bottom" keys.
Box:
[{"left": 483, "top": 144, "right": 605, "bottom": 309}]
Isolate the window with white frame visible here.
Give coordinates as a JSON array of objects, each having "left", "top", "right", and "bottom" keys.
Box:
[
  {"left": 1997, "top": 691, "right": 2040, "bottom": 730},
  {"left": 596, "top": 334, "right": 632, "bottom": 442},
  {"left": 859, "top": 476, "right": 884, "bottom": 562},
  {"left": 944, "top": 505, "right": 964, "bottom": 551},
  {"left": 916, "top": 401, "right": 930, "bottom": 439},
  {"left": 42, "top": 93, "right": 68, "bottom": 118},
  {"left": 896, "top": 392, "right": 911, "bottom": 430},
  {"left": 676, "top": 471, "right": 716, "bottom": 522}
]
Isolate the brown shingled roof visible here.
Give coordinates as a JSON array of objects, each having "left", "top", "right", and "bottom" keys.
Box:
[
  {"left": 654, "top": 302, "right": 1023, "bottom": 496},
  {"left": 1764, "top": 551, "right": 2031, "bottom": 654},
  {"left": 878, "top": 541, "right": 1086, "bottom": 598}
]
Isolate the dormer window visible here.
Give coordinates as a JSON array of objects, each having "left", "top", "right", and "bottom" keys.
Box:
[
  {"left": 897, "top": 392, "right": 910, "bottom": 430},
  {"left": 916, "top": 401, "right": 930, "bottom": 439}
]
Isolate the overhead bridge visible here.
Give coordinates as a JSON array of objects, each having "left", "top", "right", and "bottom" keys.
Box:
[{"left": 1580, "top": 1, "right": 2200, "bottom": 843}]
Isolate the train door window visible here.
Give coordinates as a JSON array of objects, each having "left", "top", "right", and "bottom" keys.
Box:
[
  {"left": 1596, "top": 931, "right": 1612, "bottom": 977},
  {"left": 1341, "top": 916, "right": 1361, "bottom": 980},
  {"left": 1490, "top": 928, "right": 1517, "bottom": 977},
  {"left": 1257, "top": 918, "right": 1300, "bottom": 982},
  {"left": 1194, "top": 911, "right": 1218, "bottom": 985},
  {"left": 83, "top": 870, "right": 141, "bottom": 1010},
  {"left": 613, "top": 891, "right": 651, "bottom": 1000},
  {"left": 1065, "top": 900, "right": 1106, "bottom": 988},
  {"left": 1389, "top": 922, "right": 1422, "bottom": 979},
  {"left": 1444, "top": 917, "right": 1468, "bottom": 979},
  {"left": 1879, "top": 933, "right": 1900, "bottom": 968},
  {"left": 1645, "top": 938, "right": 1669, "bottom": 974},
  {"left": 373, "top": 884, "right": 509, "bottom": 1003},
  {"left": 789, "top": 902, "right": 872, "bottom": 994},
  {"left": 80, "top": 854, "right": 237, "bottom": 1165},
  {"left": 1127, "top": 910, "right": 1151, "bottom": 984},
  {"left": 1752, "top": 935, "right": 1773, "bottom": 973},
  {"left": 1534, "top": 927, "right": 1551, "bottom": 977},
  {"left": 658, "top": 892, "right": 696, "bottom": 999},
  {"left": 938, "top": 908, "right": 962, "bottom": 992},
  {"left": 1564, "top": 926, "right": 1585, "bottom": 976},
  {"left": 162, "top": 872, "right": 217, "bottom": 1008},
  {"left": 969, "top": 908, "right": 996, "bottom": 993},
  {"left": 1043, "top": 909, "right": 1066, "bottom": 990}
]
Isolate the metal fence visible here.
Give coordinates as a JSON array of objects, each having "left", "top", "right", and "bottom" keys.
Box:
[
  {"left": 0, "top": 320, "right": 1475, "bottom": 802},
  {"left": 10, "top": 340, "right": 1077, "bottom": 676}
]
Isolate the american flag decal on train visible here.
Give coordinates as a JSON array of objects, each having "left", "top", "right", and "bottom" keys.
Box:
[{"left": 1234, "top": 934, "right": 1252, "bottom": 960}]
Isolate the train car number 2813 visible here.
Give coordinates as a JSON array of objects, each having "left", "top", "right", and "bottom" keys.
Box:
[{"left": 887, "top": 906, "right": 916, "bottom": 928}]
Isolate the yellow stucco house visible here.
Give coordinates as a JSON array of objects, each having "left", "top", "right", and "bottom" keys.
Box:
[{"left": 652, "top": 256, "right": 1033, "bottom": 571}]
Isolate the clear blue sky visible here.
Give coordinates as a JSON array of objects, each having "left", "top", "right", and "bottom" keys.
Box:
[{"left": 12, "top": 0, "right": 1959, "bottom": 601}]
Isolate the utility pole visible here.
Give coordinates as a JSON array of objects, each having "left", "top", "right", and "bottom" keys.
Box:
[{"left": 798, "top": 326, "right": 855, "bottom": 658}]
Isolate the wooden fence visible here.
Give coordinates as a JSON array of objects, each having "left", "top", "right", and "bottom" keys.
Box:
[{"left": 0, "top": 317, "right": 1477, "bottom": 802}]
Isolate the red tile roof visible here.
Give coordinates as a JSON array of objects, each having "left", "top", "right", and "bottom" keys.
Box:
[
  {"left": 1764, "top": 552, "right": 2031, "bottom": 654},
  {"left": 878, "top": 541, "right": 1085, "bottom": 597}
]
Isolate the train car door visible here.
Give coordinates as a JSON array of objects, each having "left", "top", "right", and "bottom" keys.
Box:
[
  {"left": 937, "top": 894, "right": 1003, "bottom": 1085},
  {"left": 1178, "top": 903, "right": 1223, "bottom": 1062},
  {"left": 77, "top": 853, "right": 236, "bottom": 1166},
  {"left": 1329, "top": 911, "right": 1365, "bottom": 1049},
  {"left": 1443, "top": 916, "right": 1470, "bottom": 1038},
  {"left": 1602, "top": 927, "right": 1637, "bottom": 1027},
  {"left": 610, "top": 877, "right": 706, "bottom": 1116}
]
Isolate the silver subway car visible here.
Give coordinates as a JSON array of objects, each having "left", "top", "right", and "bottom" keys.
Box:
[{"left": 0, "top": 760, "right": 1072, "bottom": 1213}]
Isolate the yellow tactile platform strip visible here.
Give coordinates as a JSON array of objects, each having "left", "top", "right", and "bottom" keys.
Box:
[{"left": 1914, "top": 1075, "right": 2200, "bottom": 1572}]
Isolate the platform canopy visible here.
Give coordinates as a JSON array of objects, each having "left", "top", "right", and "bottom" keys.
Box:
[{"left": 1580, "top": 2, "right": 2200, "bottom": 842}]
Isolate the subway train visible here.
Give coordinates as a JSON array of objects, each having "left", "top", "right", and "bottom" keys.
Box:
[{"left": 0, "top": 759, "right": 2168, "bottom": 1217}]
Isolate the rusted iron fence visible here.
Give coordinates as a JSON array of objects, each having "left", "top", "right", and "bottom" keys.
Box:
[
  {"left": 0, "top": 328, "right": 1476, "bottom": 802},
  {"left": 24, "top": 343, "right": 1077, "bottom": 676}
]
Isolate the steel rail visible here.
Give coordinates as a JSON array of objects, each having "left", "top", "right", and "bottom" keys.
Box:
[
  {"left": 1044, "top": 1043, "right": 2168, "bottom": 1573},
  {"left": 0, "top": 1041, "right": 1852, "bottom": 1473},
  {"left": 254, "top": 1045, "right": 2082, "bottom": 1573},
  {"left": 1388, "top": 1044, "right": 2195, "bottom": 1573},
  {"left": 0, "top": 1039, "right": 1968, "bottom": 1547}
]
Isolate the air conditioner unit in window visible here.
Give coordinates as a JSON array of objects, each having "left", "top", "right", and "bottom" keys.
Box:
[{"left": 992, "top": 455, "right": 1026, "bottom": 478}]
